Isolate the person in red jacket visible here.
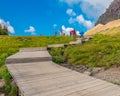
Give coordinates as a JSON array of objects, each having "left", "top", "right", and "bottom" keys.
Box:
[{"left": 71, "top": 29, "right": 76, "bottom": 41}]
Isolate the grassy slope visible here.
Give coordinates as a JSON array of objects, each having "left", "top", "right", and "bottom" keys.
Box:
[
  {"left": 85, "top": 19, "right": 120, "bottom": 36},
  {"left": 50, "top": 34, "right": 120, "bottom": 68},
  {"left": 99, "top": 27, "right": 120, "bottom": 35},
  {"left": 84, "top": 24, "right": 104, "bottom": 36},
  {"left": 0, "top": 36, "right": 72, "bottom": 95},
  {"left": 2, "top": 34, "right": 120, "bottom": 95}
]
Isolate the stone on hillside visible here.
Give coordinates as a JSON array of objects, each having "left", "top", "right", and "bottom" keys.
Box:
[
  {"left": 83, "top": 71, "right": 92, "bottom": 76},
  {"left": 0, "top": 93, "right": 5, "bottom": 96},
  {"left": 0, "top": 79, "right": 5, "bottom": 88},
  {"left": 74, "top": 66, "right": 87, "bottom": 73},
  {"left": 92, "top": 67, "right": 105, "bottom": 74},
  {"left": 11, "top": 79, "right": 16, "bottom": 86}
]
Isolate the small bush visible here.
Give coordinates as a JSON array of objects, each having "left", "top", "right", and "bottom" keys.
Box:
[
  {"left": 8, "top": 86, "right": 18, "bottom": 96},
  {"left": 49, "top": 48, "right": 64, "bottom": 56},
  {"left": 53, "top": 56, "right": 65, "bottom": 64}
]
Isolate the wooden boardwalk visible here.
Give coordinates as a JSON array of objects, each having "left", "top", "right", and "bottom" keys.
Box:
[{"left": 6, "top": 48, "right": 120, "bottom": 96}]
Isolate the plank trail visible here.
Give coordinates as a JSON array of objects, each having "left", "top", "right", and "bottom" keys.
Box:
[{"left": 6, "top": 47, "right": 120, "bottom": 96}]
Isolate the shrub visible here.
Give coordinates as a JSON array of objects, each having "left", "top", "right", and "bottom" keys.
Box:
[
  {"left": 49, "top": 48, "right": 64, "bottom": 56},
  {"left": 8, "top": 86, "right": 18, "bottom": 96},
  {"left": 53, "top": 56, "right": 65, "bottom": 64}
]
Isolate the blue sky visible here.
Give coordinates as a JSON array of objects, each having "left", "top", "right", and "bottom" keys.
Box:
[{"left": 0, "top": 0, "right": 113, "bottom": 36}]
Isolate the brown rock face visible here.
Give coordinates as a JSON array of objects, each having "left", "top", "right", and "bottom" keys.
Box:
[{"left": 96, "top": 0, "right": 120, "bottom": 25}]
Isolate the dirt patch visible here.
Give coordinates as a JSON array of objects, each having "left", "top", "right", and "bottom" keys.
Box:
[
  {"left": 60, "top": 63, "right": 120, "bottom": 86},
  {"left": 94, "top": 67, "right": 120, "bottom": 85}
]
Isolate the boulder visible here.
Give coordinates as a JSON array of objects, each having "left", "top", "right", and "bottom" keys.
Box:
[
  {"left": 0, "top": 79, "right": 5, "bottom": 88},
  {"left": 83, "top": 71, "right": 92, "bottom": 76}
]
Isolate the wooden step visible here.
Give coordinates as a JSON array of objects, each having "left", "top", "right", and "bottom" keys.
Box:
[
  {"left": 20, "top": 47, "right": 47, "bottom": 52},
  {"left": 6, "top": 51, "right": 52, "bottom": 64}
]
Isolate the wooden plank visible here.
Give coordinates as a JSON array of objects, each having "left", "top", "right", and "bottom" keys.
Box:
[
  {"left": 85, "top": 85, "right": 120, "bottom": 96},
  {"left": 20, "top": 47, "right": 47, "bottom": 52},
  {"left": 6, "top": 51, "right": 52, "bottom": 64},
  {"left": 31, "top": 79, "right": 105, "bottom": 96},
  {"left": 69, "top": 41, "right": 82, "bottom": 45},
  {"left": 6, "top": 48, "right": 120, "bottom": 96},
  {"left": 63, "top": 83, "right": 112, "bottom": 96},
  {"left": 48, "top": 44, "right": 65, "bottom": 48}
]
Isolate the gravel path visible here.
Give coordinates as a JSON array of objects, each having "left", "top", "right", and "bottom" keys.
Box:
[
  {"left": 94, "top": 67, "right": 120, "bottom": 85},
  {"left": 60, "top": 63, "right": 120, "bottom": 85}
]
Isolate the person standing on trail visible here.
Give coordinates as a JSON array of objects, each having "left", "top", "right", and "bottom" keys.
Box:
[
  {"left": 70, "top": 31, "right": 72, "bottom": 36},
  {"left": 71, "top": 29, "right": 76, "bottom": 41},
  {"left": 54, "top": 30, "right": 57, "bottom": 36},
  {"left": 60, "top": 30, "right": 63, "bottom": 36}
]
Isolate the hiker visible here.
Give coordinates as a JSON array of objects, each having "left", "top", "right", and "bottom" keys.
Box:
[
  {"left": 71, "top": 29, "right": 76, "bottom": 41},
  {"left": 54, "top": 31, "right": 57, "bottom": 36},
  {"left": 60, "top": 30, "right": 63, "bottom": 36},
  {"left": 70, "top": 31, "right": 72, "bottom": 36}
]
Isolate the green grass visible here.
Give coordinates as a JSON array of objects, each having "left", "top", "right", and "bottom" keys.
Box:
[
  {"left": 0, "top": 36, "right": 72, "bottom": 95},
  {"left": 50, "top": 34, "right": 120, "bottom": 68},
  {"left": 49, "top": 48, "right": 65, "bottom": 64},
  {"left": 2, "top": 34, "right": 120, "bottom": 95}
]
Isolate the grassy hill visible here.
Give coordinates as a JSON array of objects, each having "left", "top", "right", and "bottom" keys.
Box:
[
  {"left": 2, "top": 34, "right": 120, "bottom": 95},
  {"left": 50, "top": 34, "right": 120, "bottom": 68},
  {"left": 85, "top": 19, "right": 120, "bottom": 36},
  {"left": 84, "top": 24, "right": 104, "bottom": 36},
  {"left": 0, "top": 36, "right": 72, "bottom": 95}
]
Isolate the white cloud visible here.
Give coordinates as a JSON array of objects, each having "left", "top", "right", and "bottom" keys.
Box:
[
  {"left": 76, "top": 15, "right": 84, "bottom": 23},
  {"left": 68, "top": 17, "right": 76, "bottom": 24},
  {"left": 0, "top": 18, "right": 15, "bottom": 34},
  {"left": 0, "top": 19, "right": 5, "bottom": 28},
  {"left": 53, "top": 24, "right": 57, "bottom": 28},
  {"left": 62, "top": 25, "right": 73, "bottom": 35},
  {"left": 84, "top": 21, "right": 93, "bottom": 29},
  {"left": 25, "top": 26, "right": 36, "bottom": 35},
  {"left": 59, "top": 0, "right": 80, "bottom": 5},
  {"left": 60, "top": 0, "right": 113, "bottom": 19},
  {"left": 61, "top": 25, "right": 80, "bottom": 36},
  {"left": 66, "top": 9, "right": 76, "bottom": 16},
  {"left": 76, "top": 31, "right": 81, "bottom": 36},
  {"left": 60, "top": 0, "right": 113, "bottom": 31},
  {"left": 68, "top": 14, "right": 94, "bottom": 29},
  {"left": 80, "top": 0, "right": 113, "bottom": 19},
  {"left": 83, "top": 0, "right": 113, "bottom": 8},
  {"left": 76, "top": 15, "right": 93, "bottom": 29},
  {"left": 6, "top": 22, "right": 15, "bottom": 34}
]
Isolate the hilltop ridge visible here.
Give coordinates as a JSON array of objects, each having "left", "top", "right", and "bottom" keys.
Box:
[{"left": 85, "top": 19, "right": 120, "bottom": 36}]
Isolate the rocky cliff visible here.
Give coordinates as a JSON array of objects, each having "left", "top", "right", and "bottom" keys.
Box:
[{"left": 96, "top": 0, "right": 120, "bottom": 25}]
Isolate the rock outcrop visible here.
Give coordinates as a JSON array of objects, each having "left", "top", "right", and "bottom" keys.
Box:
[{"left": 96, "top": 0, "right": 120, "bottom": 25}]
